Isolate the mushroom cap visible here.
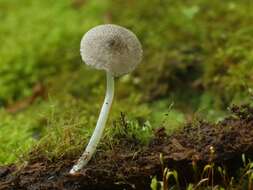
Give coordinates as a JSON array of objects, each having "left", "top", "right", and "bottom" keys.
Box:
[{"left": 80, "top": 24, "right": 143, "bottom": 76}]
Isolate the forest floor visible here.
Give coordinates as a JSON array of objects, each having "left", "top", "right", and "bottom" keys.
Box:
[{"left": 1, "top": 105, "right": 253, "bottom": 190}]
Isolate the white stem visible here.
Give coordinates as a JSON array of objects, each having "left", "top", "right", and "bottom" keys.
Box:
[{"left": 70, "top": 71, "right": 114, "bottom": 174}]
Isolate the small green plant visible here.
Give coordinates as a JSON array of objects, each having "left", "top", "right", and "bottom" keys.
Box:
[
  {"left": 151, "top": 153, "right": 253, "bottom": 190},
  {"left": 239, "top": 154, "right": 253, "bottom": 190},
  {"left": 151, "top": 154, "right": 180, "bottom": 190},
  {"left": 150, "top": 168, "right": 180, "bottom": 190},
  {"left": 108, "top": 112, "right": 153, "bottom": 146}
]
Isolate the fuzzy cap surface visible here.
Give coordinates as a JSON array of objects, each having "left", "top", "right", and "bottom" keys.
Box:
[{"left": 80, "top": 24, "right": 143, "bottom": 76}]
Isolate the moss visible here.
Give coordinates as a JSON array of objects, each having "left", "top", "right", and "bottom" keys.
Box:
[
  {"left": 109, "top": 0, "right": 253, "bottom": 108},
  {"left": 0, "top": 0, "right": 108, "bottom": 104},
  {"left": 0, "top": 109, "right": 38, "bottom": 164}
]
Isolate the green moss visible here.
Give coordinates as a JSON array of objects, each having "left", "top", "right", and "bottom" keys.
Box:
[
  {"left": 29, "top": 98, "right": 94, "bottom": 161},
  {"left": 0, "top": 109, "right": 37, "bottom": 164},
  {"left": 0, "top": 0, "right": 108, "bottom": 104},
  {"left": 106, "top": 113, "right": 153, "bottom": 147},
  {"left": 109, "top": 0, "right": 253, "bottom": 108}
]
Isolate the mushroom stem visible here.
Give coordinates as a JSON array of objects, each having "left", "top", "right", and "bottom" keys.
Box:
[{"left": 70, "top": 71, "right": 114, "bottom": 174}]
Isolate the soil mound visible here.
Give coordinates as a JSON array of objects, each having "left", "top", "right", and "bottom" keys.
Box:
[{"left": 1, "top": 105, "right": 253, "bottom": 190}]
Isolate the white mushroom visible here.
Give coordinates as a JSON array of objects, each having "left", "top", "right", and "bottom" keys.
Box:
[{"left": 70, "top": 24, "right": 143, "bottom": 174}]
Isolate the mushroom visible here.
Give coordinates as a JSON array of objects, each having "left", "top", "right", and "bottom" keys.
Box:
[{"left": 70, "top": 24, "right": 143, "bottom": 174}]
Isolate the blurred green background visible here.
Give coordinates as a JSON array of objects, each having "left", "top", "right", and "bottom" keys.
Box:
[{"left": 0, "top": 0, "right": 252, "bottom": 164}]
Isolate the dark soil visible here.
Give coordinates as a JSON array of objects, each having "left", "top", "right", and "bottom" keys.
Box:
[{"left": 1, "top": 105, "right": 253, "bottom": 190}]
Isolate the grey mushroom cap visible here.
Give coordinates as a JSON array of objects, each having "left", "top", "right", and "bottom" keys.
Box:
[{"left": 80, "top": 24, "right": 143, "bottom": 76}]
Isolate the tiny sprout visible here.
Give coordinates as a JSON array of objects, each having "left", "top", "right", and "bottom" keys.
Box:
[
  {"left": 210, "top": 146, "right": 215, "bottom": 154},
  {"left": 70, "top": 24, "right": 143, "bottom": 174}
]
